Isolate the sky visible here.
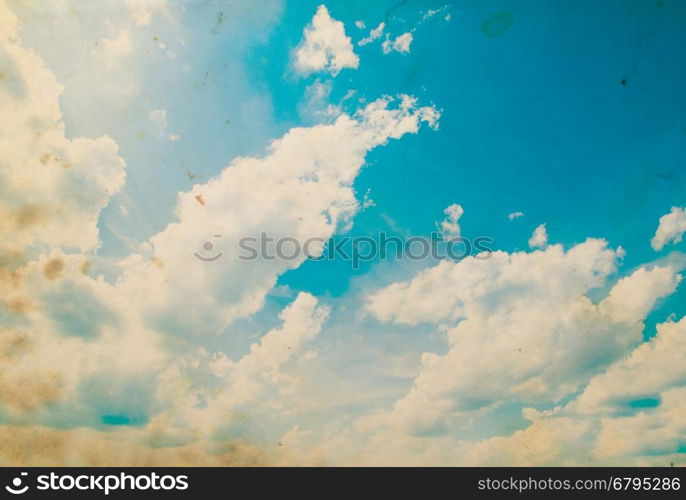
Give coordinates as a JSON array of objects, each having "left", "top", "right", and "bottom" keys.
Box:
[{"left": 1, "top": 0, "right": 686, "bottom": 466}]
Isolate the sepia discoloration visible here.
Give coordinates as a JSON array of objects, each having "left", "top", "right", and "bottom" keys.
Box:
[
  {"left": 43, "top": 258, "right": 64, "bottom": 280},
  {"left": 0, "top": 328, "right": 30, "bottom": 357},
  {"left": 6, "top": 297, "right": 33, "bottom": 314},
  {"left": 38, "top": 153, "right": 70, "bottom": 168},
  {"left": 0, "top": 267, "right": 22, "bottom": 289},
  {"left": 0, "top": 371, "right": 64, "bottom": 412},
  {"left": 80, "top": 260, "right": 91, "bottom": 275},
  {"left": 0, "top": 425, "right": 271, "bottom": 466},
  {"left": 0, "top": 250, "right": 26, "bottom": 269},
  {"left": 0, "top": 329, "right": 65, "bottom": 413},
  {"left": 14, "top": 204, "right": 47, "bottom": 228}
]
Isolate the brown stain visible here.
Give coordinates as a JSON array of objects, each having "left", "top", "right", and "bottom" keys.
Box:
[
  {"left": 15, "top": 204, "right": 46, "bottom": 228},
  {"left": 0, "top": 250, "right": 26, "bottom": 270},
  {"left": 0, "top": 426, "right": 68, "bottom": 466},
  {"left": 43, "top": 258, "right": 65, "bottom": 280},
  {"left": 39, "top": 153, "right": 70, "bottom": 169},
  {"left": 0, "top": 328, "right": 30, "bottom": 356},
  {"left": 211, "top": 11, "right": 228, "bottom": 34},
  {"left": 7, "top": 297, "right": 33, "bottom": 314},
  {"left": 0, "top": 329, "right": 65, "bottom": 413},
  {"left": 150, "top": 256, "right": 164, "bottom": 268},
  {"left": 80, "top": 261, "right": 91, "bottom": 274},
  {"left": 0, "top": 371, "right": 64, "bottom": 412},
  {"left": 195, "top": 194, "right": 206, "bottom": 206},
  {"left": 0, "top": 267, "right": 22, "bottom": 289},
  {"left": 180, "top": 160, "right": 197, "bottom": 181},
  {"left": 0, "top": 424, "right": 270, "bottom": 466}
]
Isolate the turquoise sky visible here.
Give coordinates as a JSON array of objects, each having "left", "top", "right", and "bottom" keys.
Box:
[
  {"left": 87, "top": 0, "right": 686, "bottom": 303},
  {"left": 2, "top": 0, "right": 686, "bottom": 465}
]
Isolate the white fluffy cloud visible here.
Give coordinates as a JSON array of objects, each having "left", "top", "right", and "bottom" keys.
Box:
[
  {"left": 358, "top": 22, "right": 385, "bottom": 46},
  {"left": 157, "top": 293, "right": 330, "bottom": 437},
  {"left": 116, "top": 94, "right": 439, "bottom": 342},
  {"left": 528, "top": 223, "right": 548, "bottom": 248},
  {"left": 0, "top": 249, "right": 168, "bottom": 428},
  {"left": 573, "top": 315, "right": 686, "bottom": 414},
  {"left": 362, "top": 240, "right": 680, "bottom": 436},
  {"left": 467, "top": 314, "right": 686, "bottom": 465},
  {"left": 0, "top": 1, "right": 126, "bottom": 264},
  {"left": 294, "top": 5, "right": 359, "bottom": 76},
  {"left": 358, "top": 23, "right": 412, "bottom": 55},
  {"left": 4, "top": 0, "right": 686, "bottom": 468},
  {"left": 382, "top": 32, "right": 413, "bottom": 54},
  {"left": 0, "top": 0, "right": 441, "bottom": 463},
  {"left": 438, "top": 203, "right": 463, "bottom": 239},
  {"left": 461, "top": 416, "right": 594, "bottom": 466},
  {"left": 593, "top": 386, "right": 686, "bottom": 460},
  {"left": 651, "top": 207, "right": 686, "bottom": 251}
]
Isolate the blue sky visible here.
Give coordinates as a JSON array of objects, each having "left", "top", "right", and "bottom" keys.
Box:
[
  {"left": 270, "top": 0, "right": 686, "bottom": 320},
  {"left": 1, "top": 0, "right": 686, "bottom": 465}
]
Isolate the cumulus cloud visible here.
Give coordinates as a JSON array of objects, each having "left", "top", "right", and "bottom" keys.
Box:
[
  {"left": 0, "top": 0, "right": 442, "bottom": 455},
  {"left": 598, "top": 265, "right": 682, "bottom": 324},
  {"left": 382, "top": 32, "right": 413, "bottom": 54},
  {"left": 294, "top": 5, "right": 359, "bottom": 76},
  {"left": 28, "top": 92, "right": 436, "bottom": 444},
  {"left": 0, "top": 0, "right": 443, "bottom": 464},
  {"left": 4, "top": 0, "right": 686, "bottom": 468},
  {"left": 572, "top": 314, "right": 686, "bottom": 415},
  {"left": 438, "top": 203, "right": 463, "bottom": 240},
  {"left": 0, "top": 254, "right": 169, "bottom": 438},
  {"left": 362, "top": 240, "right": 679, "bottom": 436},
  {"left": 160, "top": 293, "right": 330, "bottom": 437},
  {"left": 469, "top": 314, "right": 686, "bottom": 466},
  {"left": 651, "top": 207, "right": 686, "bottom": 251},
  {"left": 461, "top": 416, "right": 594, "bottom": 466},
  {"left": 593, "top": 386, "right": 686, "bottom": 460},
  {"left": 116, "top": 94, "right": 439, "bottom": 342},
  {"left": 528, "top": 223, "right": 548, "bottom": 248},
  {"left": 0, "top": 2, "right": 126, "bottom": 264},
  {"left": 358, "top": 22, "right": 385, "bottom": 46}
]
